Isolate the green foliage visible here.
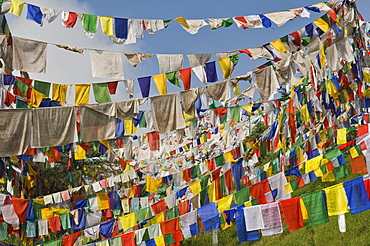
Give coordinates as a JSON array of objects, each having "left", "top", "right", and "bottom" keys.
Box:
[{"left": 244, "top": 121, "right": 267, "bottom": 142}]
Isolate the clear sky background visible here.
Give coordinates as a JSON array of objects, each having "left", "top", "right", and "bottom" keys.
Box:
[{"left": 4, "top": 0, "right": 370, "bottom": 104}]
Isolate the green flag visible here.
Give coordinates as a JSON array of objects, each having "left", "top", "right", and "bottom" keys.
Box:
[
  {"left": 166, "top": 71, "right": 181, "bottom": 87},
  {"left": 302, "top": 191, "right": 329, "bottom": 226},
  {"left": 83, "top": 14, "right": 98, "bottom": 33},
  {"left": 34, "top": 80, "right": 51, "bottom": 97},
  {"left": 92, "top": 83, "right": 112, "bottom": 103}
]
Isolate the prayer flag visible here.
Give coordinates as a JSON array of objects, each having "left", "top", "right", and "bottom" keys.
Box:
[
  {"left": 152, "top": 74, "right": 167, "bottom": 95},
  {"left": 92, "top": 83, "right": 112, "bottom": 103},
  {"left": 52, "top": 83, "right": 68, "bottom": 103},
  {"left": 270, "top": 39, "right": 287, "bottom": 53},
  {"left": 9, "top": 0, "right": 24, "bottom": 17},
  {"left": 323, "top": 183, "right": 348, "bottom": 216},
  {"left": 75, "top": 84, "right": 90, "bottom": 105},
  {"left": 337, "top": 128, "right": 347, "bottom": 145},
  {"left": 218, "top": 57, "right": 232, "bottom": 79},
  {"left": 302, "top": 191, "right": 329, "bottom": 226},
  {"left": 119, "top": 213, "right": 137, "bottom": 231},
  {"left": 100, "top": 16, "right": 114, "bottom": 36}
]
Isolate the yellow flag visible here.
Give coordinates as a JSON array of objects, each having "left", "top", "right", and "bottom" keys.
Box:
[
  {"left": 320, "top": 46, "right": 327, "bottom": 69},
  {"left": 174, "top": 17, "right": 190, "bottom": 28},
  {"left": 146, "top": 175, "right": 162, "bottom": 194},
  {"left": 28, "top": 164, "right": 38, "bottom": 176},
  {"left": 25, "top": 175, "right": 36, "bottom": 189},
  {"left": 241, "top": 104, "right": 252, "bottom": 113},
  {"left": 322, "top": 171, "right": 335, "bottom": 182},
  {"left": 52, "top": 84, "right": 68, "bottom": 103},
  {"left": 327, "top": 80, "right": 339, "bottom": 99},
  {"left": 244, "top": 201, "right": 252, "bottom": 207},
  {"left": 74, "top": 145, "right": 86, "bottom": 160},
  {"left": 145, "top": 213, "right": 164, "bottom": 227},
  {"left": 305, "top": 154, "right": 323, "bottom": 174},
  {"left": 183, "top": 110, "right": 196, "bottom": 121},
  {"left": 218, "top": 57, "right": 232, "bottom": 79},
  {"left": 299, "top": 197, "right": 309, "bottom": 220},
  {"left": 75, "top": 84, "right": 90, "bottom": 105},
  {"left": 97, "top": 192, "right": 110, "bottom": 210},
  {"left": 323, "top": 183, "right": 348, "bottom": 216},
  {"left": 154, "top": 235, "right": 166, "bottom": 246},
  {"left": 208, "top": 181, "right": 216, "bottom": 203},
  {"left": 41, "top": 208, "right": 54, "bottom": 219},
  {"left": 189, "top": 180, "right": 202, "bottom": 195},
  {"left": 29, "top": 89, "right": 44, "bottom": 108},
  {"left": 152, "top": 74, "right": 167, "bottom": 95},
  {"left": 224, "top": 151, "right": 233, "bottom": 163},
  {"left": 314, "top": 18, "right": 330, "bottom": 32},
  {"left": 119, "top": 213, "right": 137, "bottom": 231},
  {"left": 270, "top": 39, "right": 287, "bottom": 53},
  {"left": 301, "top": 104, "right": 310, "bottom": 123},
  {"left": 124, "top": 120, "right": 137, "bottom": 134},
  {"left": 284, "top": 183, "right": 293, "bottom": 194},
  {"left": 232, "top": 82, "right": 241, "bottom": 96},
  {"left": 99, "top": 140, "right": 111, "bottom": 149},
  {"left": 337, "top": 128, "right": 347, "bottom": 145},
  {"left": 349, "top": 147, "right": 359, "bottom": 159},
  {"left": 50, "top": 206, "right": 70, "bottom": 215},
  {"left": 363, "top": 70, "right": 370, "bottom": 83},
  {"left": 217, "top": 194, "right": 233, "bottom": 212},
  {"left": 100, "top": 16, "right": 114, "bottom": 36},
  {"left": 9, "top": 0, "right": 24, "bottom": 17}
]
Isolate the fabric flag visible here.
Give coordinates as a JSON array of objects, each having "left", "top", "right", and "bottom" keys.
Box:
[
  {"left": 198, "top": 203, "right": 220, "bottom": 233},
  {"left": 152, "top": 74, "right": 167, "bottom": 95},
  {"left": 146, "top": 176, "right": 162, "bottom": 194},
  {"left": 119, "top": 213, "right": 137, "bottom": 231},
  {"left": 100, "top": 16, "right": 114, "bottom": 36},
  {"left": 52, "top": 83, "right": 68, "bottom": 103},
  {"left": 29, "top": 89, "right": 44, "bottom": 108},
  {"left": 302, "top": 191, "right": 329, "bottom": 226},
  {"left": 279, "top": 197, "right": 303, "bottom": 231},
  {"left": 166, "top": 72, "right": 181, "bottom": 87},
  {"left": 218, "top": 57, "right": 232, "bottom": 79},
  {"left": 92, "top": 83, "right": 112, "bottom": 103},
  {"left": 270, "top": 39, "right": 287, "bottom": 53},
  {"left": 9, "top": 0, "right": 24, "bottom": 17},
  {"left": 107, "top": 81, "right": 118, "bottom": 95},
  {"left": 27, "top": 4, "right": 42, "bottom": 25},
  {"left": 261, "top": 202, "right": 283, "bottom": 236},
  {"left": 235, "top": 208, "right": 259, "bottom": 242},
  {"left": 217, "top": 194, "right": 233, "bottom": 212},
  {"left": 147, "top": 131, "right": 160, "bottom": 151},
  {"left": 343, "top": 177, "right": 370, "bottom": 214},
  {"left": 89, "top": 50, "right": 124, "bottom": 79},
  {"left": 350, "top": 154, "right": 368, "bottom": 174},
  {"left": 114, "top": 18, "right": 128, "bottom": 39},
  {"left": 62, "top": 11, "right": 78, "bottom": 28},
  {"left": 313, "top": 17, "right": 330, "bottom": 32},
  {"left": 206, "top": 61, "right": 218, "bottom": 82},
  {"left": 323, "top": 183, "right": 348, "bottom": 216},
  {"left": 189, "top": 180, "right": 201, "bottom": 195},
  {"left": 179, "top": 68, "right": 192, "bottom": 90},
  {"left": 138, "top": 76, "right": 151, "bottom": 98},
  {"left": 74, "top": 145, "right": 86, "bottom": 160},
  {"left": 121, "top": 232, "right": 135, "bottom": 246},
  {"left": 337, "top": 128, "right": 347, "bottom": 145},
  {"left": 83, "top": 14, "right": 98, "bottom": 37},
  {"left": 34, "top": 81, "right": 51, "bottom": 97},
  {"left": 75, "top": 84, "right": 90, "bottom": 105}
]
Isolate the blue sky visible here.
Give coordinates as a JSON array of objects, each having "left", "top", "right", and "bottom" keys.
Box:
[{"left": 5, "top": 0, "right": 370, "bottom": 103}]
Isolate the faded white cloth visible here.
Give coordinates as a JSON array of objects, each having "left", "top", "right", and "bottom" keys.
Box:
[
  {"left": 230, "top": 72, "right": 253, "bottom": 84},
  {"left": 233, "top": 15, "right": 263, "bottom": 28},
  {"left": 181, "top": 226, "right": 192, "bottom": 239},
  {"left": 293, "top": 50, "right": 311, "bottom": 76},
  {"left": 246, "top": 46, "right": 273, "bottom": 60},
  {"left": 192, "top": 65, "right": 207, "bottom": 84},
  {"left": 261, "top": 202, "right": 283, "bottom": 236},
  {"left": 0, "top": 109, "right": 31, "bottom": 157},
  {"left": 180, "top": 87, "right": 204, "bottom": 113},
  {"left": 207, "top": 18, "right": 229, "bottom": 30},
  {"left": 148, "top": 223, "right": 162, "bottom": 238},
  {"left": 267, "top": 172, "right": 291, "bottom": 201},
  {"left": 244, "top": 205, "right": 264, "bottom": 231},
  {"left": 89, "top": 49, "right": 124, "bottom": 79},
  {"left": 326, "top": 44, "right": 341, "bottom": 72},
  {"left": 254, "top": 66, "right": 279, "bottom": 101},
  {"left": 140, "top": 197, "right": 149, "bottom": 209},
  {"left": 157, "top": 54, "right": 184, "bottom": 74},
  {"left": 180, "top": 210, "right": 197, "bottom": 228},
  {"left": 84, "top": 225, "right": 100, "bottom": 238},
  {"left": 187, "top": 54, "right": 212, "bottom": 67},
  {"left": 307, "top": 37, "right": 323, "bottom": 58},
  {"left": 216, "top": 51, "right": 238, "bottom": 60},
  {"left": 336, "top": 37, "right": 355, "bottom": 63},
  {"left": 205, "top": 80, "right": 230, "bottom": 102},
  {"left": 115, "top": 98, "right": 146, "bottom": 120},
  {"left": 38, "top": 219, "right": 48, "bottom": 236},
  {"left": 32, "top": 106, "right": 77, "bottom": 148},
  {"left": 144, "top": 111, "right": 155, "bottom": 130},
  {"left": 85, "top": 212, "right": 102, "bottom": 228},
  {"left": 12, "top": 37, "right": 47, "bottom": 73},
  {"left": 178, "top": 19, "right": 208, "bottom": 34},
  {"left": 80, "top": 103, "right": 116, "bottom": 142},
  {"left": 121, "top": 198, "right": 130, "bottom": 214},
  {"left": 0, "top": 204, "right": 19, "bottom": 225},
  {"left": 144, "top": 20, "right": 165, "bottom": 34},
  {"left": 124, "top": 53, "right": 153, "bottom": 67},
  {"left": 274, "top": 56, "right": 295, "bottom": 85},
  {"left": 165, "top": 193, "right": 176, "bottom": 209},
  {"left": 136, "top": 228, "right": 146, "bottom": 245},
  {"left": 124, "top": 79, "right": 134, "bottom": 98},
  {"left": 0, "top": 194, "right": 7, "bottom": 206},
  {"left": 0, "top": 34, "right": 13, "bottom": 74},
  {"left": 123, "top": 137, "right": 133, "bottom": 159},
  {"left": 44, "top": 195, "right": 53, "bottom": 205},
  {"left": 88, "top": 197, "right": 99, "bottom": 211},
  {"left": 264, "top": 11, "right": 296, "bottom": 26},
  {"left": 338, "top": 213, "right": 346, "bottom": 232},
  {"left": 128, "top": 19, "right": 144, "bottom": 40},
  {"left": 55, "top": 44, "right": 84, "bottom": 54},
  {"left": 92, "top": 181, "right": 102, "bottom": 193},
  {"left": 292, "top": 7, "right": 310, "bottom": 18},
  {"left": 151, "top": 93, "right": 186, "bottom": 134},
  {"left": 40, "top": 7, "right": 61, "bottom": 24}
]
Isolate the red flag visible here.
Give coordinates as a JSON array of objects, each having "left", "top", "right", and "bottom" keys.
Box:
[
  {"left": 107, "top": 81, "right": 118, "bottom": 95},
  {"left": 179, "top": 68, "right": 192, "bottom": 90}
]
